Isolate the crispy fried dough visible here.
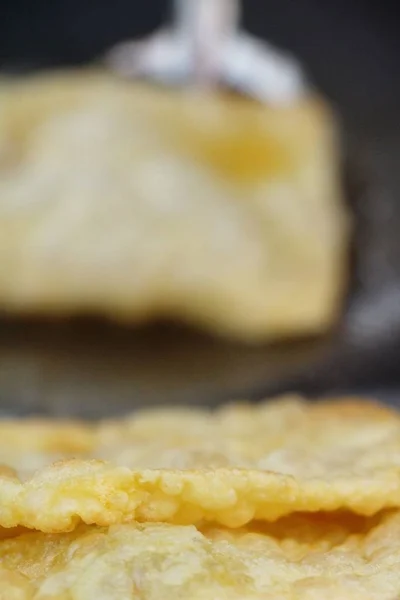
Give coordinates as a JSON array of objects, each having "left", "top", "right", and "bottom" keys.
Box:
[
  {"left": 0, "top": 511, "right": 399, "bottom": 599},
  {"left": 1, "top": 397, "right": 400, "bottom": 531},
  {"left": 0, "top": 70, "right": 348, "bottom": 341}
]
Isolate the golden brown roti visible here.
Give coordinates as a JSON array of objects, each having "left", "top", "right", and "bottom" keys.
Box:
[
  {"left": 0, "top": 70, "right": 348, "bottom": 341},
  {"left": 0, "top": 397, "right": 400, "bottom": 531},
  {"left": 0, "top": 510, "right": 398, "bottom": 599}
]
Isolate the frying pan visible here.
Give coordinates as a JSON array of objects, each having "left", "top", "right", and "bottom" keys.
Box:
[{"left": 0, "top": 0, "right": 399, "bottom": 416}]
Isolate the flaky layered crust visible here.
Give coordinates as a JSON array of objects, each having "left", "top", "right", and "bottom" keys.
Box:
[
  {"left": 0, "top": 397, "right": 399, "bottom": 531},
  {"left": 0, "top": 510, "right": 399, "bottom": 599}
]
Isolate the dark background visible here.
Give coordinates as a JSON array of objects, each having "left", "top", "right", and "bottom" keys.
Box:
[
  {"left": 1, "top": 0, "right": 399, "bottom": 121},
  {"left": 0, "top": 0, "right": 400, "bottom": 415}
]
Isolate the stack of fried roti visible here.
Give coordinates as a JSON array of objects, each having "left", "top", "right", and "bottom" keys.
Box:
[{"left": 0, "top": 396, "right": 400, "bottom": 598}]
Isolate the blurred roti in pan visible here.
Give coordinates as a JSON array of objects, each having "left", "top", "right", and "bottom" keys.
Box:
[{"left": 0, "top": 70, "right": 348, "bottom": 342}]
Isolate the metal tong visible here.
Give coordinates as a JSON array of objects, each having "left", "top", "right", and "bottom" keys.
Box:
[{"left": 106, "top": 0, "right": 306, "bottom": 105}]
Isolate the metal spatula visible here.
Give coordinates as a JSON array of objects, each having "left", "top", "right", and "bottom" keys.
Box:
[{"left": 106, "top": 0, "right": 306, "bottom": 104}]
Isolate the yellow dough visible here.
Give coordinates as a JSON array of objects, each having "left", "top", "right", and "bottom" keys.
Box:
[
  {"left": 0, "top": 70, "right": 348, "bottom": 340},
  {"left": 0, "top": 511, "right": 399, "bottom": 599},
  {"left": 0, "top": 397, "right": 399, "bottom": 531}
]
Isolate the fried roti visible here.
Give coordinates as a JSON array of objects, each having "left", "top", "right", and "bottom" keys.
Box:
[
  {"left": 0, "top": 510, "right": 399, "bottom": 599},
  {"left": 1, "top": 397, "right": 400, "bottom": 531},
  {"left": 0, "top": 70, "right": 348, "bottom": 341}
]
